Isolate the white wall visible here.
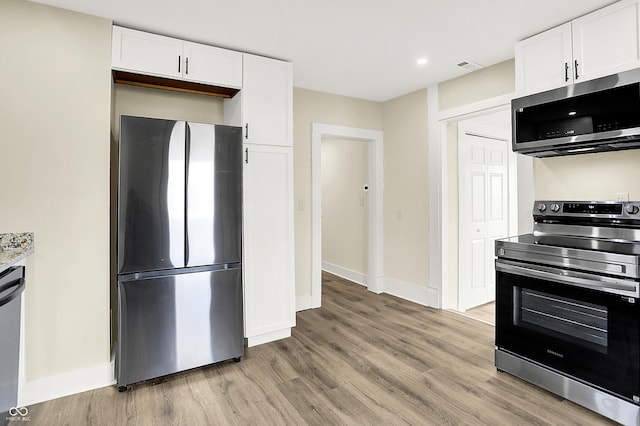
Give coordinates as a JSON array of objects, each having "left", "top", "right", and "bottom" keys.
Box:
[
  {"left": 321, "top": 139, "right": 368, "bottom": 277},
  {"left": 0, "top": 0, "right": 112, "bottom": 401}
]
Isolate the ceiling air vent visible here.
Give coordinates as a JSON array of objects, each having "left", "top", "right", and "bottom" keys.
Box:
[{"left": 456, "top": 61, "right": 484, "bottom": 72}]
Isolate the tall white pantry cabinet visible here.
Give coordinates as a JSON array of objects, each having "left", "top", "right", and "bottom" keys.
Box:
[
  {"left": 111, "top": 26, "right": 296, "bottom": 347},
  {"left": 225, "top": 54, "right": 296, "bottom": 347}
]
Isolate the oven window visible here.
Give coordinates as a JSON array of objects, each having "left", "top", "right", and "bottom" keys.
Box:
[{"left": 514, "top": 288, "right": 608, "bottom": 354}]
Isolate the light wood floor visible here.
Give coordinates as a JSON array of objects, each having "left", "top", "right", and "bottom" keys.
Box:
[
  {"left": 29, "top": 272, "right": 613, "bottom": 425},
  {"left": 462, "top": 301, "right": 495, "bottom": 325}
]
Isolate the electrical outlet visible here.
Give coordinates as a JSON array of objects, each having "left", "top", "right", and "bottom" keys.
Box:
[{"left": 613, "top": 192, "right": 629, "bottom": 202}]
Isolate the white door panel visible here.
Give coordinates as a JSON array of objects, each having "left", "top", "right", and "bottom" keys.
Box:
[{"left": 459, "top": 122, "right": 510, "bottom": 311}]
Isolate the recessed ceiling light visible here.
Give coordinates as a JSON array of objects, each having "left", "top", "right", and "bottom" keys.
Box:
[
  {"left": 568, "top": 111, "right": 577, "bottom": 116},
  {"left": 416, "top": 58, "right": 428, "bottom": 66}
]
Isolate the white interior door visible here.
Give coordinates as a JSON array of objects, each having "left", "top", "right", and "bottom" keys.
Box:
[{"left": 458, "top": 121, "right": 509, "bottom": 311}]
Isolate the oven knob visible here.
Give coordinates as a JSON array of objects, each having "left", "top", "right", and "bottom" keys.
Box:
[
  {"left": 626, "top": 204, "right": 639, "bottom": 215},
  {"left": 550, "top": 203, "right": 561, "bottom": 212},
  {"left": 537, "top": 203, "right": 547, "bottom": 212}
]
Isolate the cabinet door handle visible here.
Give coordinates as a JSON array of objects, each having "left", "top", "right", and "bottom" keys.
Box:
[
  {"left": 185, "top": 57, "right": 189, "bottom": 75},
  {"left": 574, "top": 60, "right": 579, "bottom": 80},
  {"left": 565, "top": 62, "right": 569, "bottom": 82},
  {"left": 245, "top": 147, "right": 249, "bottom": 164},
  {"left": 245, "top": 123, "right": 249, "bottom": 140},
  {"left": 178, "top": 55, "right": 181, "bottom": 73}
]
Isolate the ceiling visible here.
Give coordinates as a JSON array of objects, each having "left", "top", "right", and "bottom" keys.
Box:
[{"left": 32, "top": 0, "right": 615, "bottom": 102}]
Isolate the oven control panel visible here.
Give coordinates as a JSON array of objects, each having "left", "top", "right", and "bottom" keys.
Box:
[{"left": 534, "top": 201, "right": 640, "bottom": 218}]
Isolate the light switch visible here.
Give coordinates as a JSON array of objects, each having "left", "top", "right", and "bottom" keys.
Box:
[{"left": 298, "top": 200, "right": 305, "bottom": 211}]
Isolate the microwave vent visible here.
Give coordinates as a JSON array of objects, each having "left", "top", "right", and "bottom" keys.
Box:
[{"left": 456, "top": 61, "right": 484, "bottom": 72}]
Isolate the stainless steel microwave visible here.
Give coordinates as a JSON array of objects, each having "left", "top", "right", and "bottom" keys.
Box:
[{"left": 512, "top": 68, "right": 640, "bottom": 157}]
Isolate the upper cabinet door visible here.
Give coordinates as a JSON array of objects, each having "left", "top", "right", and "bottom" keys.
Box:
[
  {"left": 182, "top": 42, "right": 243, "bottom": 88},
  {"left": 515, "top": 23, "right": 573, "bottom": 94},
  {"left": 112, "top": 26, "right": 183, "bottom": 79},
  {"left": 572, "top": 0, "right": 640, "bottom": 83},
  {"left": 242, "top": 54, "right": 292, "bottom": 146}
]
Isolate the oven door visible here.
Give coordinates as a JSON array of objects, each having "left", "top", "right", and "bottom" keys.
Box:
[{"left": 495, "top": 259, "right": 640, "bottom": 403}]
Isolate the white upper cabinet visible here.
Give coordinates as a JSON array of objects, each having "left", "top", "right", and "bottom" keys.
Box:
[
  {"left": 515, "top": 23, "right": 573, "bottom": 94},
  {"left": 572, "top": 0, "right": 640, "bottom": 83},
  {"left": 182, "top": 42, "right": 242, "bottom": 87},
  {"left": 516, "top": 0, "right": 640, "bottom": 94},
  {"left": 241, "top": 54, "right": 293, "bottom": 146},
  {"left": 112, "top": 26, "right": 183, "bottom": 79},
  {"left": 111, "top": 26, "right": 242, "bottom": 89}
]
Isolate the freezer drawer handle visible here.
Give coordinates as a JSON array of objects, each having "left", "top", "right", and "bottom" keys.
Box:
[{"left": 0, "top": 277, "right": 25, "bottom": 308}]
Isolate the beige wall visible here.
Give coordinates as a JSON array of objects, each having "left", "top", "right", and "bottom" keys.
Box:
[
  {"left": 534, "top": 150, "right": 640, "bottom": 200},
  {"left": 321, "top": 139, "right": 368, "bottom": 274},
  {"left": 438, "top": 59, "right": 515, "bottom": 111},
  {"left": 293, "top": 88, "right": 383, "bottom": 297},
  {"left": 0, "top": 0, "right": 112, "bottom": 380},
  {"left": 112, "top": 84, "right": 225, "bottom": 137},
  {"left": 382, "top": 89, "right": 429, "bottom": 286}
]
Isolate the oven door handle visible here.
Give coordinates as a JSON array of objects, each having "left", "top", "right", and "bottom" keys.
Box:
[{"left": 495, "top": 260, "right": 640, "bottom": 298}]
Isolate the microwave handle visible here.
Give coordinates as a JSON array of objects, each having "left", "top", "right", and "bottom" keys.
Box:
[{"left": 495, "top": 260, "right": 639, "bottom": 298}]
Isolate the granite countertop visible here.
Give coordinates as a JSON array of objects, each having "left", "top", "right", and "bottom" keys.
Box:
[{"left": 0, "top": 232, "right": 34, "bottom": 274}]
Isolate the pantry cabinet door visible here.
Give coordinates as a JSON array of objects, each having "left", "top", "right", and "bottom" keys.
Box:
[
  {"left": 242, "top": 54, "right": 292, "bottom": 146},
  {"left": 242, "top": 144, "right": 295, "bottom": 345}
]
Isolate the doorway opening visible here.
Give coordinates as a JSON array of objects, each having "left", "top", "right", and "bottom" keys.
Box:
[
  {"left": 434, "top": 97, "right": 534, "bottom": 325},
  {"left": 321, "top": 138, "right": 369, "bottom": 285},
  {"left": 311, "top": 123, "right": 384, "bottom": 309}
]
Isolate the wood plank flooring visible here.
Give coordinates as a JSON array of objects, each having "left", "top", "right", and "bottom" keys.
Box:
[
  {"left": 461, "top": 301, "right": 495, "bottom": 325},
  {"left": 28, "top": 272, "right": 614, "bottom": 425}
]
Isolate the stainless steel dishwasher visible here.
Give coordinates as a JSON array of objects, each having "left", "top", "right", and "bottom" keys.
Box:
[{"left": 0, "top": 266, "right": 25, "bottom": 419}]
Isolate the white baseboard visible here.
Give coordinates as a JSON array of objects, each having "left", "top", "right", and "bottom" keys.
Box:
[
  {"left": 322, "top": 262, "right": 367, "bottom": 286},
  {"left": 382, "top": 277, "right": 429, "bottom": 307},
  {"left": 246, "top": 328, "right": 291, "bottom": 348},
  {"left": 19, "top": 361, "right": 114, "bottom": 407},
  {"left": 296, "top": 295, "right": 314, "bottom": 312},
  {"left": 427, "top": 286, "right": 441, "bottom": 309}
]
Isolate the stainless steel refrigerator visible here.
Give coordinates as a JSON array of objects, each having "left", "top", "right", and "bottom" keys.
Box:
[{"left": 116, "top": 116, "right": 243, "bottom": 390}]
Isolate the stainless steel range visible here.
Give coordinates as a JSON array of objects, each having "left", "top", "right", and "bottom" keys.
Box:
[{"left": 495, "top": 201, "right": 640, "bottom": 426}]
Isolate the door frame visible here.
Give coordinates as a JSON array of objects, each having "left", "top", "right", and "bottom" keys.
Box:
[
  {"left": 429, "top": 89, "right": 524, "bottom": 310},
  {"left": 311, "top": 123, "right": 384, "bottom": 308},
  {"left": 457, "top": 117, "right": 516, "bottom": 311}
]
